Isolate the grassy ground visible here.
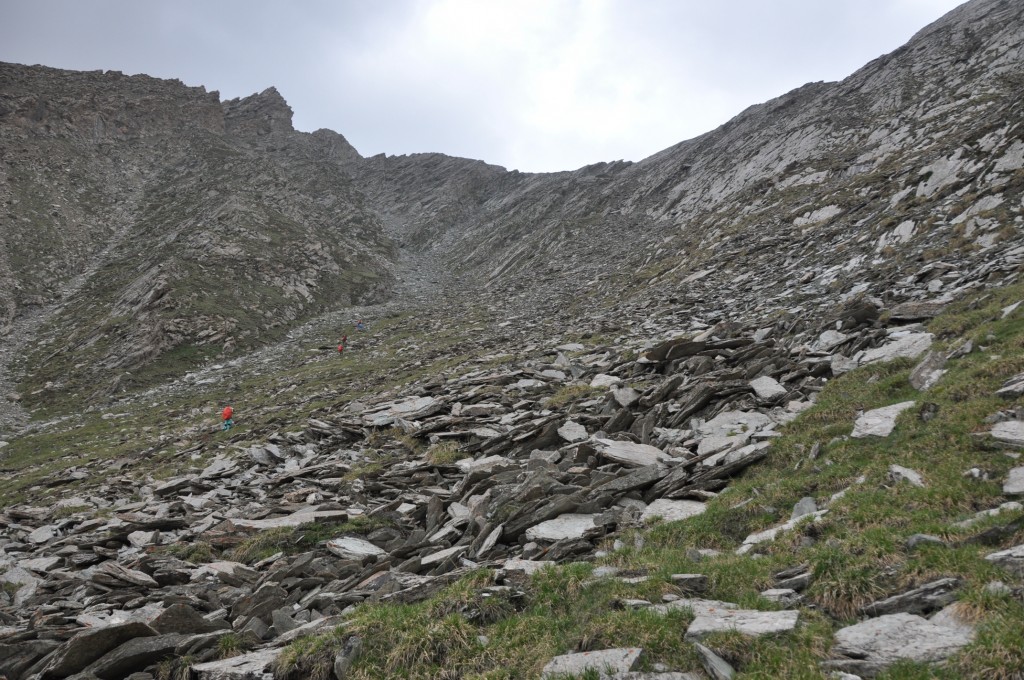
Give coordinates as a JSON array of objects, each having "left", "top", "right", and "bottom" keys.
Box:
[{"left": 274, "top": 282, "right": 1024, "bottom": 679}]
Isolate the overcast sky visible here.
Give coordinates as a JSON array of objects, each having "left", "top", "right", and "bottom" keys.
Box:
[{"left": 1, "top": 0, "right": 966, "bottom": 172}]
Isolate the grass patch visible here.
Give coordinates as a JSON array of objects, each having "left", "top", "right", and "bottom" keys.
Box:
[
  {"left": 426, "top": 441, "right": 463, "bottom": 465},
  {"left": 275, "top": 281, "right": 1024, "bottom": 678},
  {"left": 229, "top": 516, "right": 392, "bottom": 564},
  {"left": 545, "top": 384, "right": 602, "bottom": 408}
]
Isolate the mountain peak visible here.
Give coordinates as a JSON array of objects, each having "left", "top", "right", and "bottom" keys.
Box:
[{"left": 222, "top": 85, "right": 294, "bottom": 138}]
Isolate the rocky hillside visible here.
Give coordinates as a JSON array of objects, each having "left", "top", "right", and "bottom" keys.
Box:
[
  {"left": 1, "top": 0, "right": 1024, "bottom": 678},
  {"left": 0, "top": 67, "right": 395, "bottom": 418}
]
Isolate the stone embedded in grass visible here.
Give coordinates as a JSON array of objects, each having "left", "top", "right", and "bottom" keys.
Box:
[
  {"left": 641, "top": 499, "right": 707, "bottom": 523},
  {"left": 860, "top": 577, "right": 960, "bottom": 616},
  {"left": 541, "top": 647, "right": 642, "bottom": 678},
  {"left": 500, "top": 558, "right": 555, "bottom": 575},
  {"left": 693, "top": 642, "right": 736, "bottom": 680},
  {"left": 909, "top": 350, "right": 948, "bottom": 390},
  {"left": 888, "top": 464, "right": 926, "bottom": 488},
  {"left": 952, "top": 501, "right": 1022, "bottom": 528},
  {"left": 1003, "top": 466, "right": 1024, "bottom": 495},
  {"left": 858, "top": 332, "right": 933, "bottom": 366},
  {"left": 762, "top": 588, "right": 803, "bottom": 606},
  {"left": 736, "top": 509, "right": 828, "bottom": 554},
  {"left": 851, "top": 401, "right": 916, "bottom": 438},
  {"left": 995, "top": 371, "right": 1024, "bottom": 398},
  {"left": 990, "top": 420, "right": 1024, "bottom": 448},
  {"left": 824, "top": 612, "right": 974, "bottom": 675},
  {"left": 683, "top": 607, "right": 800, "bottom": 641},
  {"left": 985, "top": 543, "right": 1024, "bottom": 577}
]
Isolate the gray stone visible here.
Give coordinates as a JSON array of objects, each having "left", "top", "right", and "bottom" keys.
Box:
[
  {"left": 558, "top": 420, "right": 589, "bottom": 443},
  {"left": 685, "top": 608, "right": 799, "bottom": 640},
  {"left": 1003, "top": 466, "right": 1024, "bottom": 495},
  {"left": 995, "top": 372, "right": 1024, "bottom": 399},
  {"left": 326, "top": 536, "right": 386, "bottom": 560},
  {"left": 39, "top": 622, "right": 157, "bottom": 680},
  {"left": 84, "top": 633, "right": 188, "bottom": 679},
  {"left": 888, "top": 464, "right": 925, "bottom": 488},
  {"left": 905, "top": 534, "right": 946, "bottom": 550},
  {"left": 985, "top": 543, "right": 1024, "bottom": 576},
  {"left": 750, "top": 376, "right": 787, "bottom": 400},
  {"left": 641, "top": 499, "right": 706, "bottom": 523},
  {"left": 760, "top": 588, "right": 802, "bottom": 606},
  {"left": 851, "top": 402, "right": 915, "bottom": 438},
  {"left": 541, "top": 647, "right": 642, "bottom": 678},
  {"left": 859, "top": 333, "right": 933, "bottom": 366},
  {"left": 861, "top": 577, "right": 959, "bottom": 616},
  {"left": 790, "top": 497, "right": 818, "bottom": 521},
  {"left": 590, "top": 437, "right": 672, "bottom": 467},
  {"left": 736, "top": 510, "right": 828, "bottom": 554},
  {"left": 525, "top": 514, "right": 599, "bottom": 542},
  {"left": 693, "top": 642, "right": 735, "bottom": 680},
  {"left": 192, "top": 647, "right": 281, "bottom": 679},
  {"left": 227, "top": 508, "right": 348, "bottom": 531},
  {"left": 991, "top": 420, "right": 1024, "bottom": 448},
  {"left": 827, "top": 613, "right": 974, "bottom": 673},
  {"left": 909, "top": 350, "right": 948, "bottom": 391}
]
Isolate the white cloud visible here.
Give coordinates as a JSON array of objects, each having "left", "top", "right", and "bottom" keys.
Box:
[{"left": 0, "top": 0, "right": 972, "bottom": 172}]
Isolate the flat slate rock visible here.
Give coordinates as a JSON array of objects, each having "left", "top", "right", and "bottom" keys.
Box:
[
  {"left": 541, "top": 647, "right": 642, "bottom": 678},
  {"left": 990, "top": 420, "right": 1024, "bottom": 448},
  {"left": 192, "top": 647, "right": 281, "bottom": 679},
  {"left": 39, "top": 622, "right": 157, "bottom": 680},
  {"left": 851, "top": 401, "right": 916, "bottom": 438},
  {"left": 826, "top": 612, "right": 974, "bottom": 674},
  {"left": 558, "top": 420, "right": 589, "bottom": 443},
  {"left": 525, "top": 513, "right": 599, "bottom": 542},
  {"left": 684, "top": 608, "right": 799, "bottom": 641},
  {"left": 641, "top": 499, "right": 707, "bottom": 523},
  {"left": 326, "top": 536, "right": 386, "bottom": 559},
  {"left": 750, "top": 376, "right": 787, "bottom": 400},
  {"left": 226, "top": 509, "right": 348, "bottom": 530},
  {"left": 985, "top": 543, "right": 1024, "bottom": 576},
  {"left": 909, "top": 350, "right": 948, "bottom": 391},
  {"left": 590, "top": 437, "right": 672, "bottom": 467},
  {"left": 859, "top": 333, "right": 933, "bottom": 365},
  {"left": 1003, "top": 466, "right": 1024, "bottom": 495}
]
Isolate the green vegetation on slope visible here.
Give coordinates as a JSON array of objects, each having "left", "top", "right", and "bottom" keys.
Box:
[{"left": 274, "top": 282, "right": 1024, "bottom": 679}]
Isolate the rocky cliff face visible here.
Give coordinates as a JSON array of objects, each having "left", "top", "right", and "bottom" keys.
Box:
[{"left": 0, "top": 65, "right": 395, "bottom": 413}]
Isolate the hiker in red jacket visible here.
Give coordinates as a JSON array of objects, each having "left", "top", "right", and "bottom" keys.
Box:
[{"left": 222, "top": 406, "right": 234, "bottom": 431}]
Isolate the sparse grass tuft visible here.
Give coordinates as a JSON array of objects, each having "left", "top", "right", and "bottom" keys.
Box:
[{"left": 426, "top": 441, "right": 462, "bottom": 466}]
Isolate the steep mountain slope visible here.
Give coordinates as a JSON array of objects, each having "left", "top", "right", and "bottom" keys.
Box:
[
  {"left": 348, "top": 0, "right": 1024, "bottom": 323},
  {"left": 0, "top": 68, "right": 395, "bottom": 415}
]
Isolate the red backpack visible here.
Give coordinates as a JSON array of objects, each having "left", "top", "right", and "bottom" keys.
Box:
[{"left": 222, "top": 406, "right": 233, "bottom": 421}]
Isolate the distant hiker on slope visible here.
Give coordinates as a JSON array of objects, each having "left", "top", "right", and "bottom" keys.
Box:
[
  {"left": 221, "top": 406, "right": 234, "bottom": 431},
  {"left": 355, "top": 319, "right": 367, "bottom": 332},
  {"left": 337, "top": 344, "right": 344, "bottom": 354}
]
